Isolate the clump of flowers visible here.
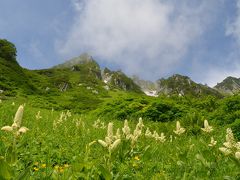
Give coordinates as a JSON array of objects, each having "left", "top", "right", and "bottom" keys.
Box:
[
  {"left": 208, "top": 137, "right": 217, "bottom": 147},
  {"left": 93, "top": 119, "right": 106, "bottom": 129},
  {"left": 219, "top": 128, "right": 240, "bottom": 159},
  {"left": 122, "top": 118, "right": 144, "bottom": 148},
  {"left": 201, "top": 120, "right": 213, "bottom": 133},
  {"left": 145, "top": 128, "right": 166, "bottom": 143},
  {"left": 98, "top": 122, "right": 121, "bottom": 152},
  {"left": 1, "top": 105, "right": 29, "bottom": 166},
  {"left": 35, "top": 111, "right": 42, "bottom": 120},
  {"left": 53, "top": 111, "right": 71, "bottom": 129},
  {"left": 66, "top": 110, "right": 71, "bottom": 117},
  {"left": 145, "top": 128, "right": 152, "bottom": 138},
  {"left": 173, "top": 121, "right": 185, "bottom": 135},
  {"left": 1, "top": 105, "right": 29, "bottom": 136},
  {"left": 152, "top": 131, "right": 166, "bottom": 143},
  {"left": 53, "top": 164, "right": 70, "bottom": 174},
  {"left": 131, "top": 118, "right": 144, "bottom": 145},
  {"left": 75, "top": 118, "right": 85, "bottom": 129},
  {"left": 122, "top": 120, "right": 132, "bottom": 139}
]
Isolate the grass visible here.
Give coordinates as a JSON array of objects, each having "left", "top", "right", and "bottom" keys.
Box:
[{"left": 0, "top": 99, "right": 239, "bottom": 179}]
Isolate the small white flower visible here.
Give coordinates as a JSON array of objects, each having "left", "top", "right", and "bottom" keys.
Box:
[
  {"left": 235, "top": 151, "right": 240, "bottom": 160},
  {"left": 1, "top": 126, "right": 13, "bottom": 132},
  {"left": 201, "top": 120, "right": 213, "bottom": 133},
  {"left": 100, "top": 122, "right": 106, "bottom": 129},
  {"left": 36, "top": 111, "right": 42, "bottom": 120},
  {"left": 109, "top": 139, "right": 121, "bottom": 152},
  {"left": 223, "top": 142, "right": 233, "bottom": 149},
  {"left": 98, "top": 140, "right": 108, "bottom": 148},
  {"left": 98, "top": 122, "right": 121, "bottom": 152},
  {"left": 122, "top": 120, "right": 131, "bottom": 137},
  {"left": 107, "top": 122, "right": 114, "bottom": 139},
  {"left": 174, "top": 121, "right": 185, "bottom": 135},
  {"left": 93, "top": 119, "right": 100, "bottom": 128},
  {"left": 13, "top": 105, "right": 24, "bottom": 127},
  {"left": 226, "top": 128, "right": 235, "bottom": 144},
  {"left": 235, "top": 142, "right": 240, "bottom": 150},
  {"left": 219, "top": 147, "right": 232, "bottom": 156},
  {"left": 115, "top": 128, "right": 121, "bottom": 139},
  {"left": 208, "top": 137, "right": 217, "bottom": 147},
  {"left": 145, "top": 128, "right": 152, "bottom": 138},
  {"left": 18, "top": 127, "right": 29, "bottom": 134},
  {"left": 1, "top": 105, "right": 29, "bottom": 136},
  {"left": 158, "top": 133, "right": 166, "bottom": 143}
]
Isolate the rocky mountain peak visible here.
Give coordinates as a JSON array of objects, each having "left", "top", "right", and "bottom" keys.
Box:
[
  {"left": 156, "top": 74, "right": 222, "bottom": 97},
  {"left": 214, "top": 76, "right": 240, "bottom": 94},
  {"left": 53, "top": 53, "right": 97, "bottom": 69}
]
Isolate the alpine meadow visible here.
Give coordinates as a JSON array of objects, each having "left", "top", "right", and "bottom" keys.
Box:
[{"left": 0, "top": 38, "right": 240, "bottom": 179}]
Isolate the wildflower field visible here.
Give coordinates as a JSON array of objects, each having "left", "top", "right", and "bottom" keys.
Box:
[{"left": 0, "top": 100, "right": 239, "bottom": 179}]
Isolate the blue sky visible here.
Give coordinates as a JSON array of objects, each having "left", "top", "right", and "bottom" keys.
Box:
[{"left": 0, "top": 0, "right": 240, "bottom": 87}]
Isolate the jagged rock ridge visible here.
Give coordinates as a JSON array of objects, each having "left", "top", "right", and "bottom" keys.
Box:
[
  {"left": 156, "top": 74, "right": 222, "bottom": 97},
  {"left": 214, "top": 76, "right": 240, "bottom": 94}
]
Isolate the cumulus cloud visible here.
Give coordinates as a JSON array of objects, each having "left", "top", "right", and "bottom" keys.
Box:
[
  {"left": 56, "top": 0, "right": 221, "bottom": 80},
  {"left": 201, "top": 67, "right": 240, "bottom": 87},
  {"left": 226, "top": 0, "right": 240, "bottom": 44},
  {"left": 196, "top": 49, "right": 240, "bottom": 87},
  {"left": 203, "top": 0, "right": 240, "bottom": 87}
]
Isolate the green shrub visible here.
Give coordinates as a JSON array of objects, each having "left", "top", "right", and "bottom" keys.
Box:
[{"left": 230, "top": 119, "right": 240, "bottom": 140}]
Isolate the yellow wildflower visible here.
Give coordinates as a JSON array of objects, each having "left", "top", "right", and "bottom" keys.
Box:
[
  {"left": 33, "top": 167, "right": 39, "bottom": 171},
  {"left": 64, "top": 164, "right": 70, "bottom": 168},
  {"left": 59, "top": 167, "right": 64, "bottom": 173},
  {"left": 134, "top": 156, "right": 140, "bottom": 161}
]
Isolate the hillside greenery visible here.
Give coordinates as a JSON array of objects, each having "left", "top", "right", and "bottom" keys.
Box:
[{"left": 0, "top": 39, "right": 240, "bottom": 179}]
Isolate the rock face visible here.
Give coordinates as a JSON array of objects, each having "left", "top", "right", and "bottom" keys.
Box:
[
  {"left": 102, "top": 68, "right": 142, "bottom": 93},
  {"left": 132, "top": 76, "right": 158, "bottom": 97},
  {"left": 54, "top": 53, "right": 95, "bottom": 68},
  {"left": 53, "top": 53, "right": 102, "bottom": 80},
  {"left": 133, "top": 74, "right": 223, "bottom": 97},
  {"left": 214, "top": 77, "right": 240, "bottom": 95},
  {"left": 156, "top": 74, "right": 222, "bottom": 97}
]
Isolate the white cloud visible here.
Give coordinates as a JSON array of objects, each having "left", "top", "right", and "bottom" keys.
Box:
[
  {"left": 56, "top": 0, "right": 221, "bottom": 80},
  {"left": 195, "top": 48, "right": 240, "bottom": 87},
  {"left": 202, "top": 65, "right": 240, "bottom": 87},
  {"left": 203, "top": 0, "right": 240, "bottom": 87},
  {"left": 226, "top": 0, "right": 240, "bottom": 44}
]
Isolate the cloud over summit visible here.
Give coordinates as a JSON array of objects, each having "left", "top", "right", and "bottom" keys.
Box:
[{"left": 57, "top": 0, "right": 221, "bottom": 80}]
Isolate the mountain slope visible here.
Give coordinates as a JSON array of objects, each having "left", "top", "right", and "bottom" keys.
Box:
[
  {"left": 102, "top": 68, "right": 143, "bottom": 93},
  {"left": 0, "top": 39, "right": 36, "bottom": 96},
  {"left": 132, "top": 76, "right": 158, "bottom": 97},
  {"left": 156, "top": 74, "right": 223, "bottom": 97},
  {"left": 214, "top": 76, "right": 240, "bottom": 95}
]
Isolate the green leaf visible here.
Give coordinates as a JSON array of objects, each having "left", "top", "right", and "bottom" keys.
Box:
[
  {"left": 0, "top": 156, "right": 13, "bottom": 179},
  {"left": 6, "top": 146, "right": 17, "bottom": 165},
  {"left": 98, "top": 165, "right": 112, "bottom": 180},
  {"left": 16, "top": 166, "right": 30, "bottom": 180}
]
